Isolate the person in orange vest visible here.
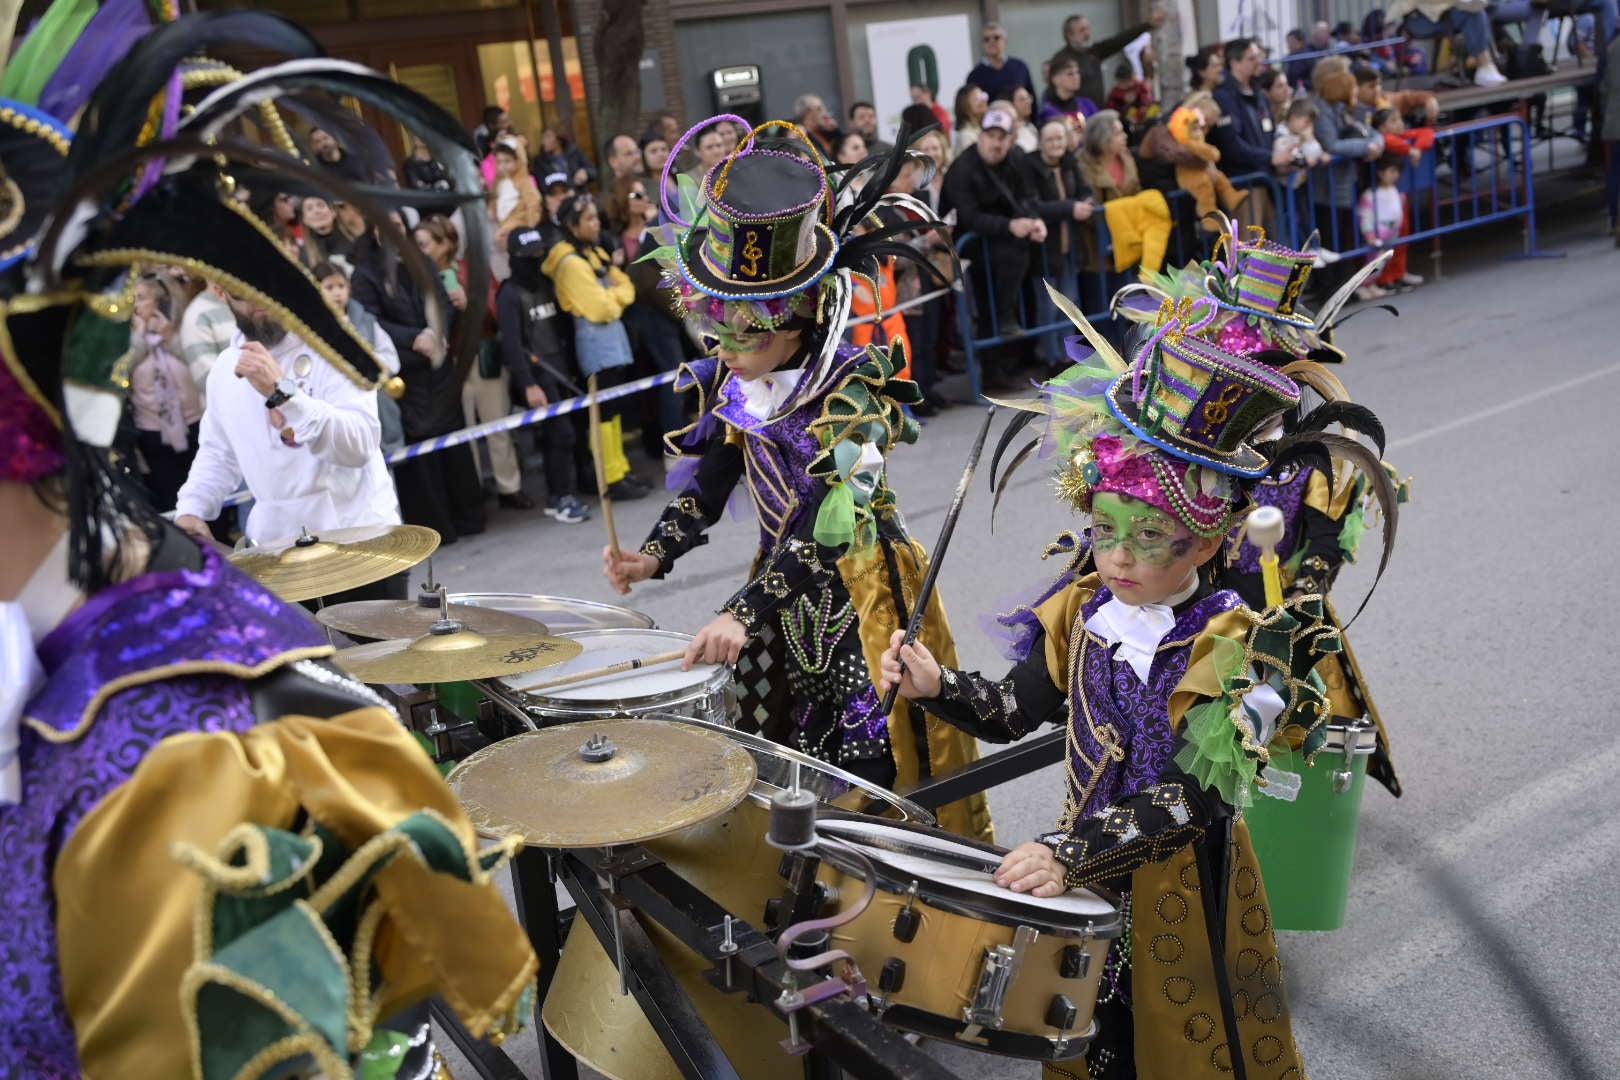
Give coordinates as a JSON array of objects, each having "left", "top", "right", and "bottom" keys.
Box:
[{"left": 849, "top": 249, "right": 912, "bottom": 378}]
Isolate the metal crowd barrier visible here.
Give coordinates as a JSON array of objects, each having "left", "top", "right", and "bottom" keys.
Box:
[{"left": 949, "top": 113, "right": 1557, "bottom": 398}]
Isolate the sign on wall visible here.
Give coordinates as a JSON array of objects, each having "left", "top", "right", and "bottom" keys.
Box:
[{"left": 864, "top": 14, "right": 974, "bottom": 142}]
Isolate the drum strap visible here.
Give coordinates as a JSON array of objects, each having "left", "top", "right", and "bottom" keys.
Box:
[{"left": 880, "top": 539, "right": 931, "bottom": 778}]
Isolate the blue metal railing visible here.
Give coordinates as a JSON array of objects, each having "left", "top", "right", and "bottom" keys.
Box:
[{"left": 945, "top": 113, "right": 1554, "bottom": 400}]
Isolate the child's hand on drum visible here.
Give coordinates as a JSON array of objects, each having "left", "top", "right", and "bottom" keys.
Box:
[
  {"left": 684, "top": 611, "right": 747, "bottom": 669},
  {"left": 878, "top": 630, "right": 942, "bottom": 699},
  {"left": 603, "top": 547, "right": 658, "bottom": 595},
  {"left": 995, "top": 842, "right": 1067, "bottom": 898}
]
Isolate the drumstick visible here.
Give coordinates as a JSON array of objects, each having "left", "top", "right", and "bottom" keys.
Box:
[
  {"left": 587, "top": 373, "right": 622, "bottom": 558},
  {"left": 516, "top": 648, "right": 686, "bottom": 693},
  {"left": 879, "top": 406, "right": 997, "bottom": 715}
]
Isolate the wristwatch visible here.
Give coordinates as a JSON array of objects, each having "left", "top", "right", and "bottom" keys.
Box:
[{"left": 264, "top": 378, "right": 298, "bottom": 410}]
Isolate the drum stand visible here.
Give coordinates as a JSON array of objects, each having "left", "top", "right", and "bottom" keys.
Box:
[{"left": 429, "top": 726, "right": 1076, "bottom": 1078}]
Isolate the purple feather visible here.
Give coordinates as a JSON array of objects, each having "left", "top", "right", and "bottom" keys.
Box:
[{"left": 37, "top": 0, "right": 153, "bottom": 123}]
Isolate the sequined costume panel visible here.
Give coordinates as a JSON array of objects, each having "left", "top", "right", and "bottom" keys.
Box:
[{"left": 1, "top": 546, "right": 324, "bottom": 1075}]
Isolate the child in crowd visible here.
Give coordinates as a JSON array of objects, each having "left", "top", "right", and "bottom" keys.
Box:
[
  {"left": 1356, "top": 155, "right": 1422, "bottom": 298},
  {"left": 1371, "top": 107, "right": 1436, "bottom": 164},
  {"left": 1104, "top": 58, "right": 1160, "bottom": 135},
  {"left": 1274, "top": 98, "right": 1329, "bottom": 188},
  {"left": 314, "top": 260, "right": 405, "bottom": 456}
]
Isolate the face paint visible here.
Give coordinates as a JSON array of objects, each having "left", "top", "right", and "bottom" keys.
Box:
[{"left": 1089, "top": 493, "right": 1185, "bottom": 566}]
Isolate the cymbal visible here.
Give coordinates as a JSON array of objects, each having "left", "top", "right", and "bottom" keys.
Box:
[
  {"left": 447, "top": 719, "right": 758, "bottom": 848},
  {"left": 333, "top": 626, "right": 583, "bottom": 685},
  {"left": 316, "top": 598, "right": 550, "bottom": 640},
  {"left": 229, "top": 524, "right": 440, "bottom": 602}
]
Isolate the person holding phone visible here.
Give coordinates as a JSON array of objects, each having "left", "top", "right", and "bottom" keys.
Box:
[{"left": 128, "top": 273, "right": 202, "bottom": 511}]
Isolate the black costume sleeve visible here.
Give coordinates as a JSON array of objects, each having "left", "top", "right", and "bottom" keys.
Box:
[
  {"left": 495, "top": 285, "right": 535, "bottom": 390},
  {"left": 1290, "top": 502, "right": 1346, "bottom": 597},
  {"left": 912, "top": 628, "right": 1068, "bottom": 743},
  {"left": 1040, "top": 761, "right": 1225, "bottom": 889},
  {"left": 639, "top": 436, "right": 744, "bottom": 575}
]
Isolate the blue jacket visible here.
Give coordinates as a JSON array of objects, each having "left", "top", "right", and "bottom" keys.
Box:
[{"left": 1211, "top": 75, "right": 1275, "bottom": 177}]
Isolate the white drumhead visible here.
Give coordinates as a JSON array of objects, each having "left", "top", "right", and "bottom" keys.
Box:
[
  {"left": 818, "top": 818, "right": 1114, "bottom": 917},
  {"left": 450, "top": 593, "right": 656, "bottom": 633},
  {"left": 502, "top": 629, "right": 721, "bottom": 701}
]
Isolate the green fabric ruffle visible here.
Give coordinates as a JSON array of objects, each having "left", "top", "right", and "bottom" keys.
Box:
[{"left": 1173, "top": 634, "right": 1266, "bottom": 810}]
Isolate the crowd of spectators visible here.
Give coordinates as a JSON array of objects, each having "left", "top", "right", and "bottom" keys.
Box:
[{"left": 121, "top": 5, "right": 1617, "bottom": 541}]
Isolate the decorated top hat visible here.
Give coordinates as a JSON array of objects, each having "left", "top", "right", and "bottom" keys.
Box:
[
  {"left": 673, "top": 148, "right": 839, "bottom": 302},
  {"left": 1218, "top": 236, "right": 1316, "bottom": 328},
  {"left": 1105, "top": 314, "right": 1301, "bottom": 478}
]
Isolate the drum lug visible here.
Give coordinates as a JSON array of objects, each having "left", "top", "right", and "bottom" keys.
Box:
[
  {"left": 961, "top": 925, "right": 1038, "bottom": 1035},
  {"left": 892, "top": 881, "right": 921, "bottom": 943},
  {"left": 1059, "top": 943, "right": 1091, "bottom": 979},
  {"left": 1046, "top": 994, "right": 1080, "bottom": 1055},
  {"left": 872, "top": 957, "right": 906, "bottom": 1010}
]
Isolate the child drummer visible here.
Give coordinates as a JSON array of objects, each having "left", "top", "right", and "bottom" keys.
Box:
[
  {"left": 601, "top": 116, "right": 993, "bottom": 841},
  {"left": 880, "top": 301, "right": 1393, "bottom": 1078}
]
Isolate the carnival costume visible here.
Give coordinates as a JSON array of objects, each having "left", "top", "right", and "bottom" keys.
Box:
[
  {"left": 1117, "top": 224, "right": 1409, "bottom": 795},
  {"left": 632, "top": 116, "right": 992, "bottom": 840},
  {"left": 910, "top": 288, "right": 1397, "bottom": 1079},
  {"left": 0, "top": 8, "right": 532, "bottom": 1075}
]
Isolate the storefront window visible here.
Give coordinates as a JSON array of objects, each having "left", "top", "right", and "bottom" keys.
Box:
[{"left": 476, "top": 38, "right": 592, "bottom": 164}]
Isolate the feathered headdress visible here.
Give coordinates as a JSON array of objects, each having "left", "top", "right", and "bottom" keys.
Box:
[
  {"left": 1114, "top": 215, "right": 1396, "bottom": 363},
  {"left": 644, "top": 113, "right": 954, "bottom": 422}
]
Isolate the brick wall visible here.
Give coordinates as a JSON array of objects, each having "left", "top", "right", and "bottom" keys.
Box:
[{"left": 570, "top": 0, "right": 687, "bottom": 145}]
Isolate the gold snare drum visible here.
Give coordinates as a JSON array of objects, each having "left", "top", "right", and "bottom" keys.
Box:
[{"left": 816, "top": 815, "right": 1122, "bottom": 1061}]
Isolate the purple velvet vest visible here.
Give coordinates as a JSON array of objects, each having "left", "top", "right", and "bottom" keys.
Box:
[
  {"left": 0, "top": 543, "right": 323, "bottom": 1075},
  {"left": 1065, "top": 586, "right": 1245, "bottom": 820},
  {"left": 711, "top": 346, "right": 868, "bottom": 551},
  {"left": 1226, "top": 464, "right": 1313, "bottom": 575}
]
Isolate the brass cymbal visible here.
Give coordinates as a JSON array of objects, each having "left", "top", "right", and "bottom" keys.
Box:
[
  {"left": 447, "top": 719, "right": 758, "bottom": 848},
  {"left": 333, "top": 626, "right": 583, "bottom": 685},
  {"left": 316, "top": 598, "right": 550, "bottom": 640},
  {"left": 228, "top": 524, "right": 441, "bottom": 602}
]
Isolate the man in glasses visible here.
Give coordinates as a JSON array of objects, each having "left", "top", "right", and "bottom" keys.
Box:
[{"left": 967, "top": 21, "right": 1036, "bottom": 102}]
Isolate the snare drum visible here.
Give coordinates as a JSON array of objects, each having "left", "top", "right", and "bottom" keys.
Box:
[
  {"left": 436, "top": 594, "right": 655, "bottom": 725},
  {"left": 490, "top": 629, "right": 737, "bottom": 729},
  {"left": 816, "top": 816, "right": 1121, "bottom": 1061},
  {"left": 543, "top": 714, "right": 932, "bottom": 1080}
]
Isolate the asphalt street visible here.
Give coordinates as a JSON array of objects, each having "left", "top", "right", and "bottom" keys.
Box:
[{"left": 428, "top": 198, "right": 1619, "bottom": 1079}]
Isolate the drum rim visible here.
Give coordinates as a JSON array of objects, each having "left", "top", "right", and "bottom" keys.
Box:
[
  {"left": 1321, "top": 719, "right": 1378, "bottom": 754},
  {"left": 815, "top": 813, "right": 1122, "bottom": 937},
  {"left": 499, "top": 628, "right": 728, "bottom": 707},
  {"left": 447, "top": 592, "right": 657, "bottom": 629},
  {"left": 638, "top": 713, "right": 936, "bottom": 826}
]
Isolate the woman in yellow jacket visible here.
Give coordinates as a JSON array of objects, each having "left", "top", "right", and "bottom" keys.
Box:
[{"left": 542, "top": 196, "right": 650, "bottom": 499}]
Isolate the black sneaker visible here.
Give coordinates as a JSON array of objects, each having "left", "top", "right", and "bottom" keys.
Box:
[
  {"left": 498, "top": 491, "right": 536, "bottom": 510},
  {"left": 606, "top": 479, "right": 650, "bottom": 501}
]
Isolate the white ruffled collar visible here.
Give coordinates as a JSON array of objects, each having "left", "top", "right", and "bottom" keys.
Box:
[
  {"left": 735, "top": 366, "right": 804, "bottom": 421},
  {"left": 1085, "top": 577, "right": 1199, "bottom": 684}
]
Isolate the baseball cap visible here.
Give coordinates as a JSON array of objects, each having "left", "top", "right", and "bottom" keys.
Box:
[
  {"left": 508, "top": 227, "right": 548, "bottom": 259},
  {"left": 542, "top": 172, "right": 570, "bottom": 191},
  {"left": 982, "top": 105, "right": 1017, "bottom": 133}
]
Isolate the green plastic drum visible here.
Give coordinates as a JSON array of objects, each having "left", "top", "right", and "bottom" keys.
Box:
[{"left": 1244, "top": 720, "right": 1377, "bottom": 932}]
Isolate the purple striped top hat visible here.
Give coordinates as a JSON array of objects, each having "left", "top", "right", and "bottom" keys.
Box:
[
  {"left": 1105, "top": 299, "right": 1301, "bottom": 477},
  {"left": 1222, "top": 237, "right": 1316, "bottom": 328},
  {"left": 673, "top": 147, "right": 839, "bottom": 301}
]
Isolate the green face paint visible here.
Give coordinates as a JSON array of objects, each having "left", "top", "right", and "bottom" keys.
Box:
[{"left": 1090, "top": 492, "right": 1192, "bottom": 567}]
